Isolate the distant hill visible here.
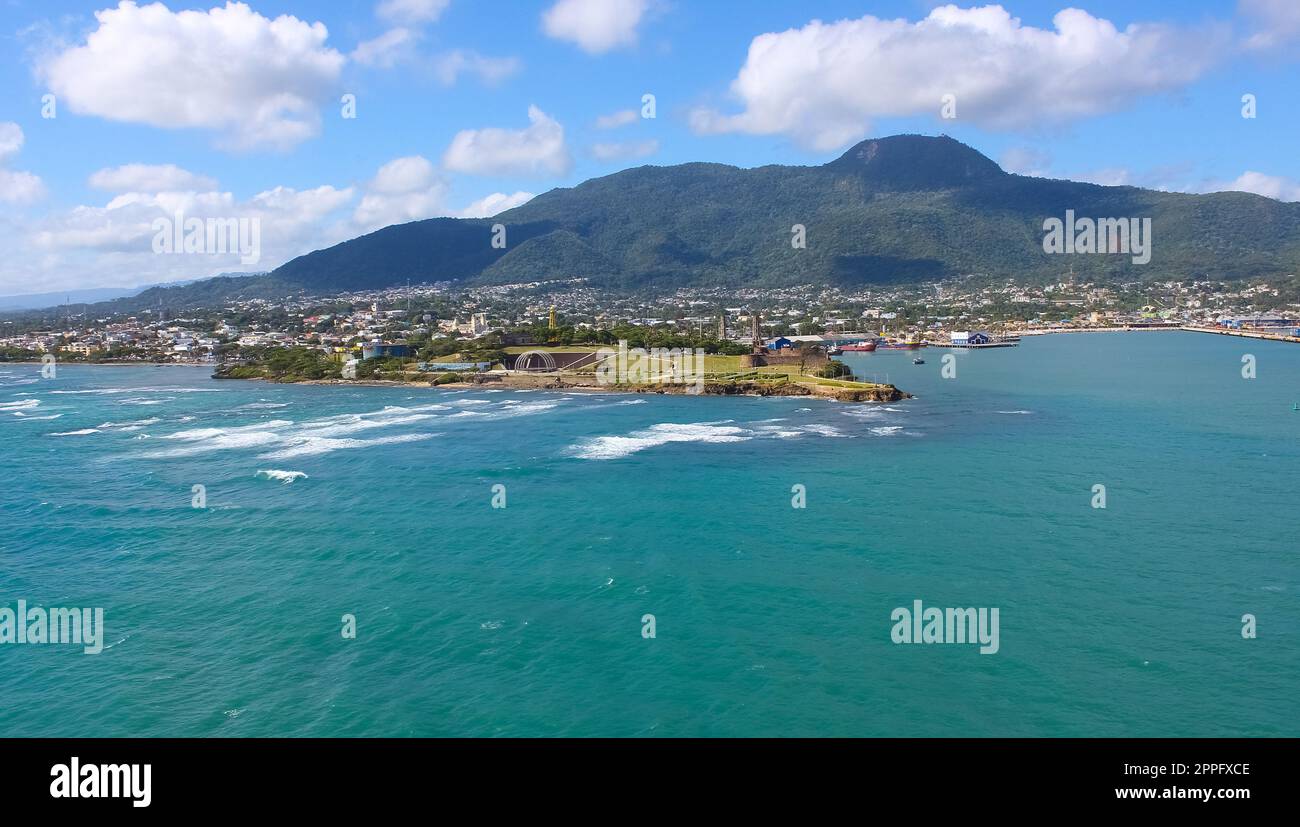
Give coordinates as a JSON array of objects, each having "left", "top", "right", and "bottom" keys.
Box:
[
  {"left": 271, "top": 133, "right": 1300, "bottom": 290},
  {"left": 32, "top": 135, "right": 1300, "bottom": 315},
  {"left": 0, "top": 272, "right": 264, "bottom": 315},
  {"left": 0, "top": 286, "right": 142, "bottom": 311}
]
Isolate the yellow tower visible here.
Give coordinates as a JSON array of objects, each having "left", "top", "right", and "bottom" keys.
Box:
[{"left": 548, "top": 306, "right": 557, "bottom": 329}]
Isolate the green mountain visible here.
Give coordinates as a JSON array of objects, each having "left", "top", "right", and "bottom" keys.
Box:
[
  {"left": 273, "top": 134, "right": 1299, "bottom": 291},
  {"left": 29, "top": 134, "right": 1300, "bottom": 317}
]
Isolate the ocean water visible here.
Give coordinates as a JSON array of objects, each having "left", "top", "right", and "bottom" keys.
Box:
[{"left": 1, "top": 331, "right": 1297, "bottom": 737}]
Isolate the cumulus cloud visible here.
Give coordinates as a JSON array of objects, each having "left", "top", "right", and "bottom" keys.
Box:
[
  {"left": 0, "top": 170, "right": 46, "bottom": 205},
  {"left": 595, "top": 108, "right": 639, "bottom": 129},
  {"left": 34, "top": 186, "right": 353, "bottom": 253},
  {"left": 0, "top": 122, "right": 45, "bottom": 204},
  {"left": 351, "top": 27, "right": 419, "bottom": 68},
  {"left": 458, "top": 191, "right": 536, "bottom": 218},
  {"left": 38, "top": 1, "right": 345, "bottom": 151},
  {"left": 353, "top": 155, "right": 448, "bottom": 232},
  {"left": 89, "top": 163, "right": 218, "bottom": 192},
  {"left": 591, "top": 139, "right": 659, "bottom": 161},
  {"left": 378, "top": 0, "right": 450, "bottom": 25},
  {"left": 542, "top": 0, "right": 650, "bottom": 54},
  {"left": 17, "top": 181, "right": 352, "bottom": 294},
  {"left": 690, "top": 5, "right": 1230, "bottom": 151},
  {"left": 442, "top": 106, "right": 572, "bottom": 177},
  {"left": 433, "top": 50, "right": 521, "bottom": 86},
  {"left": 1205, "top": 171, "right": 1300, "bottom": 202}
]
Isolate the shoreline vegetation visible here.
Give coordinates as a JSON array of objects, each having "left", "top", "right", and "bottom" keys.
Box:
[{"left": 207, "top": 347, "right": 910, "bottom": 403}]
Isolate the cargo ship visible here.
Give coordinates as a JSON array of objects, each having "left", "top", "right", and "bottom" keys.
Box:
[{"left": 837, "top": 341, "right": 878, "bottom": 352}]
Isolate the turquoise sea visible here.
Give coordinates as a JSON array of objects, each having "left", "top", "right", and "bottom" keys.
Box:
[{"left": 1, "top": 331, "right": 1297, "bottom": 737}]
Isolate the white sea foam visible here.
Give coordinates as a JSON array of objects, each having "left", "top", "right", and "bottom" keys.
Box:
[
  {"left": 165, "top": 420, "right": 296, "bottom": 441},
  {"left": 144, "top": 430, "right": 284, "bottom": 457},
  {"left": 14, "top": 413, "right": 62, "bottom": 420},
  {"left": 257, "top": 432, "right": 437, "bottom": 460},
  {"left": 996, "top": 410, "right": 1033, "bottom": 415},
  {"left": 799, "top": 424, "right": 848, "bottom": 437},
  {"left": 50, "top": 428, "right": 100, "bottom": 436},
  {"left": 573, "top": 422, "right": 752, "bottom": 460},
  {"left": 868, "top": 426, "right": 905, "bottom": 436},
  {"left": 117, "top": 397, "right": 171, "bottom": 405},
  {"left": 448, "top": 401, "right": 559, "bottom": 419},
  {"left": 49, "top": 386, "right": 224, "bottom": 395},
  {"left": 295, "top": 412, "right": 437, "bottom": 438},
  {"left": 0, "top": 399, "right": 40, "bottom": 410},
  {"left": 751, "top": 422, "right": 848, "bottom": 440},
  {"left": 98, "top": 418, "right": 161, "bottom": 429},
  {"left": 840, "top": 407, "right": 887, "bottom": 420},
  {"left": 256, "top": 469, "right": 309, "bottom": 484}
]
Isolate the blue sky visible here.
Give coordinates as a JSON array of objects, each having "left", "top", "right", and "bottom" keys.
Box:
[{"left": 0, "top": 0, "right": 1297, "bottom": 294}]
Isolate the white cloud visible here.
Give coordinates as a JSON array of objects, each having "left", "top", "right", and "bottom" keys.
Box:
[
  {"left": 353, "top": 155, "right": 448, "bottom": 232},
  {"left": 378, "top": 0, "right": 450, "bottom": 25},
  {"left": 33, "top": 187, "right": 353, "bottom": 253},
  {"left": 591, "top": 139, "right": 659, "bottom": 161},
  {"left": 38, "top": 1, "right": 345, "bottom": 151},
  {"left": 0, "top": 169, "right": 46, "bottom": 205},
  {"left": 442, "top": 105, "right": 572, "bottom": 177},
  {"left": 1206, "top": 171, "right": 1300, "bottom": 202},
  {"left": 89, "top": 163, "right": 218, "bottom": 192},
  {"left": 690, "top": 5, "right": 1229, "bottom": 151},
  {"left": 1075, "top": 168, "right": 1133, "bottom": 187},
  {"left": 0, "top": 122, "right": 24, "bottom": 162},
  {"left": 595, "top": 108, "right": 639, "bottom": 129},
  {"left": 433, "top": 50, "right": 521, "bottom": 86},
  {"left": 1239, "top": 0, "right": 1300, "bottom": 50},
  {"left": 458, "top": 191, "right": 536, "bottom": 218},
  {"left": 542, "top": 0, "right": 650, "bottom": 54},
  {"left": 15, "top": 181, "right": 353, "bottom": 294},
  {"left": 351, "top": 27, "right": 419, "bottom": 68},
  {"left": 999, "top": 147, "right": 1050, "bottom": 177},
  {"left": 0, "top": 122, "right": 45, "bottom": 204}
]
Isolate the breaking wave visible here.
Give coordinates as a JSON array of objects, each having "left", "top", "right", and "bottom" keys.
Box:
[{"left": 256, "top": 469, "right": 309, "bottom": 484}]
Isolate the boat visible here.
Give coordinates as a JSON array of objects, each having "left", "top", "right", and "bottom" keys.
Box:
[
  {"left": 877, "top": 338, "right": 924, "bottom": 350},
  {"left": 827, "top": 346, "right": 843, "bottom": 355},
  {"left": 838, "top": 341, "right": 877, "bottom": 352},
  {"left": 912, "top": 357, "right": 925, "bottom": 364}
]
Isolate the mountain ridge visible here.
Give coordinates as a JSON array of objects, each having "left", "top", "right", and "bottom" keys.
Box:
[{"left": 18, "top": 134, "right": 1300, "bottom": 315}]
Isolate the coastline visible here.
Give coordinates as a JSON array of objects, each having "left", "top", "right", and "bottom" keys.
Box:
[
  {"left": 217, "top": 372, "right": 911, "bottom": 402},
  {"left": 1012, "top": 325, "right": 1300, "bottom": 344}
]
